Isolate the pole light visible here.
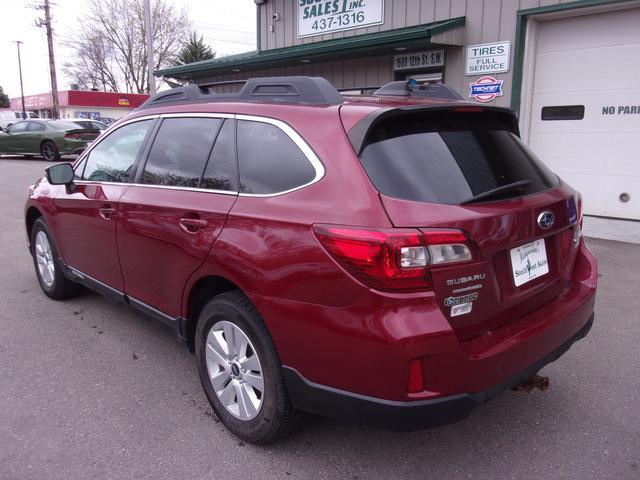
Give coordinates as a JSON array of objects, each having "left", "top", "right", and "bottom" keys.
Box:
[
  {"left": 144, "top": 0, "right": 156, "bottom": 95},
  {"left": 15, "top": 41, "right": 26, "bottom": 119}
]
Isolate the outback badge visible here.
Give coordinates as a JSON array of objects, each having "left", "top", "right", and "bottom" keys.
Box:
[{"left": 444, "top": 292, "right": 479, "bottom": 307}]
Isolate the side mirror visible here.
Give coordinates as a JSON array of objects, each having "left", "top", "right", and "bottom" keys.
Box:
[{"left": 46, "top": 163, "right": 74, "bottom": 186}]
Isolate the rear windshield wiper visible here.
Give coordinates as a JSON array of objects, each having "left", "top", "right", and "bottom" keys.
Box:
[{"left": 460, "top": 180, "right": 531, "bottom": 205}]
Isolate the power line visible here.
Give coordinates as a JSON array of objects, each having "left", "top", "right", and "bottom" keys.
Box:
[{"left": 212, "top": 5, "right": 255, "bottom": 21}]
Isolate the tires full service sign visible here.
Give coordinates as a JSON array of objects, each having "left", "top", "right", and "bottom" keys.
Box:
[
  {"left": 298, "top": 0, "right": 384, "bottom": 38},
  {"left": 465, "top": 41, "right": 511, "bottom": 75},
  {"left": 469, "top": 76, "right": 504, "bottom": 103}
]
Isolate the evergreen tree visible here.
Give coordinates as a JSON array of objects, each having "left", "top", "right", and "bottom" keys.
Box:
[
  {"left": 175, "top": 31, "right": 215, "bottom": 65},
  {"left": 0, "top": 86, "right": 10, "bottom": 108}
]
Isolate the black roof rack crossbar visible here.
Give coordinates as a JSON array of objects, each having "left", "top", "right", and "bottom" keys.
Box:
[
  {"left": 374, "top": 80, "right": 463, "bottom": 100},
  {"left": 197, "top": 79, "right": 247, "bottom": 89},
  {"left": 337, "top": 86, "right": 382, "bottom": 93},
  {"left": 138, "top": 76, "right": 344, "bottom": 110}
]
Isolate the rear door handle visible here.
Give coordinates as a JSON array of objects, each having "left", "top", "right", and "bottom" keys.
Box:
[
  {"left": 99, "top": 207, "right": 116, "bottom": 220},
  {"left": 179, "top": 217, "right": 208, "bottom": 232}
]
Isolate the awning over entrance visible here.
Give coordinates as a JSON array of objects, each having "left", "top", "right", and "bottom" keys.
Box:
[{"left": 156, "top": 17, "right": 466, "bottom": 80}]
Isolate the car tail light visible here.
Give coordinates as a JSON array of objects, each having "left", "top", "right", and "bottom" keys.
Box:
[
  {"left": 407, "top": 359, "right": 424, "bottom": 393},
  {"left": 572, "top": 192, "right": 583, "bottom": 247},
  {"left": 65, "top": 133, "right": 83, "bottom": 140},
  {"left": 576, "top": 192, "right": 583, "bottom": 227},
  {"left": 313, "top": 225, "right": 475, "bottom": 292},
  {"left": 454, "top": 106, "right": 484, "bottom": 112}
]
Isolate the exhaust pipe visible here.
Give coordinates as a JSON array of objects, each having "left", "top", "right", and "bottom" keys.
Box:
[{"left": 511, "top": 374, "right": 550, "bottom": 393}]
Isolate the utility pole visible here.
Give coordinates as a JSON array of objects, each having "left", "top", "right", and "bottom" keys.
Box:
[
  {"left": 15, "top": 41, "right": 26, "bottom": 118},
  {"left": 144, "top": 0, "right": 156, "bottom": 95},
  {"left": 39, "top": 0, "right": 59, "bottom": 118}
]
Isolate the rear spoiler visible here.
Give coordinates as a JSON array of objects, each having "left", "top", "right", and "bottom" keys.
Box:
[{"left": 347, "top": 104, "right": 520, "bottom": 156}]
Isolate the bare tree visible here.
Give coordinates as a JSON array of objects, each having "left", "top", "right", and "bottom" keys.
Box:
[{"left": 63, "top": 0, "right": 190, "bottom": 93}]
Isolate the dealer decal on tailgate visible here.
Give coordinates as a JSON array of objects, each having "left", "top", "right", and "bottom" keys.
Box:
[{"left": 510, "top": 239, "right": 549, "bottom": 287}]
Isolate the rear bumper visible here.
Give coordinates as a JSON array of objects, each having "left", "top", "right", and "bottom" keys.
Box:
[
  {"left": 62, "top": 146, "right": 89, "bottom": 156},
  {"left": 283, "top": 313, "right": 594, "bottom": 431},
  {"left": 62, "top": 140, "right": 91, "bottom": 155}
]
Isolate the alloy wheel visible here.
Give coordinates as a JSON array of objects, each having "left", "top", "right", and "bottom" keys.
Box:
[
  {"left": 42, "top": 143, "right": 55, "bottom": 161},
  {"left": 205, "top": 320, "right": 264, "bottom": 420},
  {"left": 35, "top": 230, "right": 55, "bottom": 287}
]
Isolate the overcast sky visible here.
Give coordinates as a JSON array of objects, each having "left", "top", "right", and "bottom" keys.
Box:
[{"left": 0, "top": 0, "right": 257, "bottom": 98}]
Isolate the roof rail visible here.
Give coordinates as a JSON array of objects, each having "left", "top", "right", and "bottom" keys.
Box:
[
  {"left": 138, "top": 76, "right": 344, "bottom": 110},
  {"left": 374, "top": 80, "right": 463, "bottom": 100},
  {"left": 337, "top": 86, "right": 382, "bottom": 93}
]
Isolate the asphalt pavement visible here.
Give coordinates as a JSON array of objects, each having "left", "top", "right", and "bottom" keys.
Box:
[{"left": 1, "top": 156, "right": 638, "bottom": 480}]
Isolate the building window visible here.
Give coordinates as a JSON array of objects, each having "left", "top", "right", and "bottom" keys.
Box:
[{"left": 541, "top": 105, "right": 585, "bottom": 121}]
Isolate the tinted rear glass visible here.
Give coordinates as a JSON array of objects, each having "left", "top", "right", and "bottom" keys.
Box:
[
  {"left": 46, "top": 120, "right": 86, "bottom": 130},
  {"left": 359, "top": 111, "right": 558, "bottom": 204},
  {"left": 201, "top": 119, "right": 237, "bottom": 192},
  {"left": 237, "top": 120, "right": 316, "bottom": 195},
  {"left": 142, "top": 117, "right": 222, "bottom": 188}
]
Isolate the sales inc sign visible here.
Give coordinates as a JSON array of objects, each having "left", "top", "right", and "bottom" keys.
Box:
[
  {"left": 298, "top": 0, "right": 384, "bottom": 38},
  {"left": 465, "top": 41, "right": 511, "bottom": 76}
]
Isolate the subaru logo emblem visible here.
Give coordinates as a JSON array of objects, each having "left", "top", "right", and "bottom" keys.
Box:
[{"left": 537, "top": 211, "right": 555, "bottom": 230}]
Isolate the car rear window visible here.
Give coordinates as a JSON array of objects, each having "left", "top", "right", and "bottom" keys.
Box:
[
  {"left": 237, "top": 120, "right": 316, "bottom": 195},
  {"left": 142, "top": 117, "right": 223, "bottom": 188},
  {"left": 47, "top": 120, "right": 87, "bottom": 130},
  {"left": 358, "top": 110, "right": 558, "bottom": 204}
]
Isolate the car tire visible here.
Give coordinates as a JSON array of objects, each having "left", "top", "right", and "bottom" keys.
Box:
[
  {"left": 31, "top": 217, "right": 82, "bottom": 300},
  {"left": 195, "top": 290, "right": 304, "bottom": 444},
  {"left": 40, "top": 140, "right": 60, "bottom": 162}
]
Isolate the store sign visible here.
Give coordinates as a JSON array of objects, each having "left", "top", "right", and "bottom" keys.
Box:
[
  {"left": 469, "top": 76, "right": 503, "bottom": 103},
  {"left": 75, "top": 111, "right": 101, "bottom": 119},
  {"left": 465, "top": 41, "right": 511, "bottom": 76},
  {"left": 393, "top": 49, "right": 445, "bottom": 71},
  {"left": 298, "top": 0, "right": 384, "bottom": 38}
]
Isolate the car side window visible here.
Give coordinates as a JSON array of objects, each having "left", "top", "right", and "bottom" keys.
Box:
[
  {"left": 200, "top": 119, "right": 237, "bottom": 192},
  {"left": 237, "top": 120, "right": 316, "bottom": 195},
  {"left": 8, "top": 122, "right": 28, "bottom": 133},
  {"left": 141, "top": 117, "right": 222, "bottom": 188},
  {"left": 82, "top": 119, "right": 153, "bottom": 182},
  {"left": 27, "top": 122, "right": 45, "bottom": 132},
  {"left": 73, "top": 158, "right": 87, "bottom": 180}
]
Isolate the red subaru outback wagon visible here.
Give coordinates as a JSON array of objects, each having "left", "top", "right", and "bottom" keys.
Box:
[{"left": 25, "top": 77, "right": 597, "bottom": 443}]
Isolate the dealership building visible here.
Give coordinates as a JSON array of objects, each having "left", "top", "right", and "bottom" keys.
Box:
[{"left": 157, "top": 0, "right": 640, "bottom": 222}]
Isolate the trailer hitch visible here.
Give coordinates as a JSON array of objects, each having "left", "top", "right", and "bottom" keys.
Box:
[{"left": 511, "top": 374, "right": 550, "bottom": 393}]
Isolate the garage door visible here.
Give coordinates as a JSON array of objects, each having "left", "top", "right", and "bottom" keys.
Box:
[{"left": 527, "top": 7, "right": 640, "bottom": 220}]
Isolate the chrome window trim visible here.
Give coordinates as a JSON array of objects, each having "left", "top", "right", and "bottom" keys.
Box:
[
  {"left": 73, "top": 179, "right": 238, "bottom": 196},
  {"left": 73, "top": 112, "right": 325, "bottom": 198},
  {"left": 72, "top": 114, "right": 161, "bottom": 170},
  {"left": 235, "top": 114, "right": 325, "bottom": 198}
]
